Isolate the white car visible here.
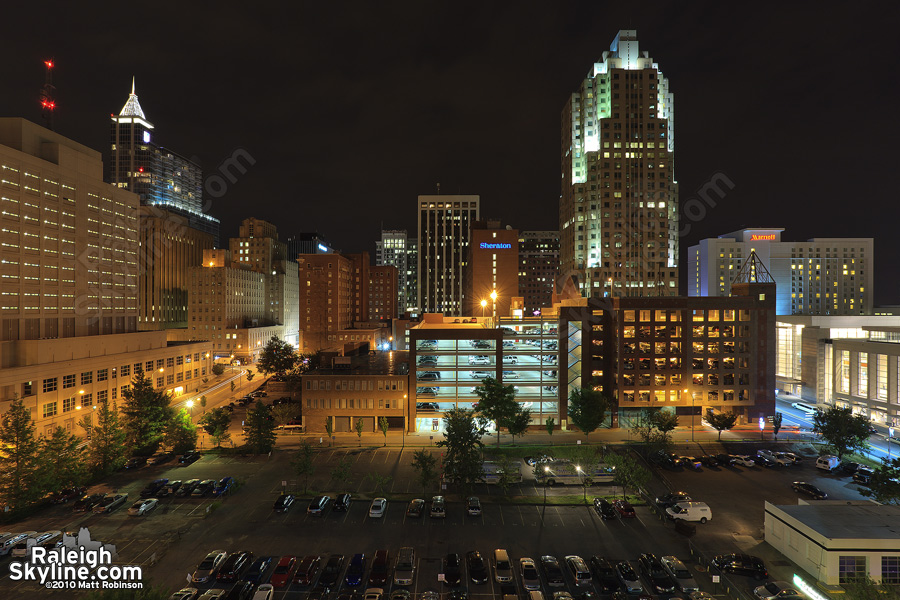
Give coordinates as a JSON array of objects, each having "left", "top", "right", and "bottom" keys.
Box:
[
  {"left": 252, "top": 584, "right": 274, "bottom": 600},
  {"left": 128, "top": 498, "right": 159, "bottom": 516},
  {"left": 754, "top": 581, "right": 802, "bottom": 600},
  {"left": 660, "top": 556, "right": 699, "bottom": 593},
  {"left": 502, "top": 356, "right": 519, "bottom": 364},
  {"left": 364, "top": 589, "right": 384, "bottom": 600},
  {"left": 469, "top": 356, "right": 491, "bottom": 366},
  {"left": 470, "top": 371, "right": 492, "bottom": 379},
  {"left": 369, "top": 498, "right": 387, "bottom": 518},
  {"left": 732, "top": 455, "right": 755, "bottom": 467},
  {"left": 520, "top": 557, "right": 541, "bottom": 590}
]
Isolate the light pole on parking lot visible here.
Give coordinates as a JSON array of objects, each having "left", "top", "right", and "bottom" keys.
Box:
[
  {"left": 542, "top": 465, "right": 550, "bottom": 517},
  {"left": 576, "top": 465, "right": 586, "bottom": 502}
]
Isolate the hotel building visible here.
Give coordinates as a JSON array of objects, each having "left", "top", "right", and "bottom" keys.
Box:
[
  {"left": 418, "top": 195, "right": 480, "bottom": 315},
  {"left": 467, "top": 220, "right": 519, "bottom": 319},
  {"left": 519, "top": 230, "right": 560, "bottom": 314}
]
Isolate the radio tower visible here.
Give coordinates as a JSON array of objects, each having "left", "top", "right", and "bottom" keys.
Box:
[{"left": 39, "top": 59, "right": 57, "bottom": 131}]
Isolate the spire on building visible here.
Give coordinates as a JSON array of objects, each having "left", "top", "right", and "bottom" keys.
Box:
[
  {"left": 119, "top": 78, "right": 147, "bottom": 119},
  {"left": 732, "top": 250, "right": 774, "bottom": 285}
]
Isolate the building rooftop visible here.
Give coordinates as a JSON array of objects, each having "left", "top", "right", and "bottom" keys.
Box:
[
  {"left": 305, "top": 351, "right": 409, "bottom": 376},
  {"left": 768, "top": 502, "right": 900, "bottom": 541}
]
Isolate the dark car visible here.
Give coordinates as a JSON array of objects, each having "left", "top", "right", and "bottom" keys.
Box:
[
  {"left": 593, "top": 497, "right": 618, "bottom": 520},
  {"left": 755, "top": 455, "right": 777, "bottom": 468},
  {"left": 72, "top": 493, "right": 105, "bottom": 513},
  {"left": 589, "top": 556, "right": 620, "bottom": 594},
  {"left": 177, "top": 479, "right": 200, "bottom": 497},
  {"left": 368, "top": 550, "right": 390, "bottom": 587},
  {"left": 93, "top": 493, "right": 128, "bottom": 514},
  {"left": 273, "top": 494, "right": 294, "bottom": 512},
  {"left": 699, "top": 455, "right": 719, "bottom": 468},
  {"left": 51, "top": 487, "right": 87, "bottom": 504},
  {"left": 140, "top": 478, "right": 169, "bottom": 498},
  {"left": 244, "top": 556, "right": 273, "bottom": 583},
  {"left": 346, "top": 553, "right": 366, "bottom": 586},
  {"left": 841, "top": 461, "right": 865, "bottom": 475},
  {"left": 638, "top": 554, "right": 676, "bottom": 594},
  {"left": 466, "top": 551, "right": 489, "bottom": 584},
  {"left": 217, "top": 551, "right": 254, "bottom": 582},
  {"left": 158, "top": 480, "right": 182, "bottom": 497},
  {"left": 320, "top": 554, "right": 345, "bottom": 587},
  {"left": 711, "top": 554, "right": 768, "bottom": 580},
  {"left": 715, "top": 453, "right": 738, "bottom": 466},
  {"left": 406, "top": 498, "right": 425, "bottom": 517},
  {"left": 655, "top": 492, "right": 691, "bottom": 509},
  {"left": 212, "top": 477, "right": 234, "bottom": 497},
  {"left": 192, "top": 479, "right": 216, "bottom": 497},
  {"left": 854, "top": 467, "right": 875, "bottom": 485},
  {"left": 792, "top": 481, "right": 828, "bottom": 499},
  {"left": 223, "top": 581, "right": 254, "bottom": 600},
  {"left": 443, "top": 553, "right": 462, "bottom": 586},
  {"left": 124, "top": 456, "right": 147, "bottom": 469},
  {"left": 308, "top": 586, "right": 331, "bottom": 600},
  {"left": 308, "top": 495, "right": 331, "bottom": 515},
  {"left": 614, "top": 561, "right": 643, "bottom": 594},
  {"left": 541, "top": 555, "right": 565, "bottom": 587},
  {"left": 613, "top": 499, "right": 636, "bottom": 518},
  {"left": 294, "top": 555, "right": 321, "bottom": 585},
  {"left": 334, "top": 493, "right": 352, "bottom": 512},
  {"left": 179, "top": 450, "right": 201, "bottom": 465}
]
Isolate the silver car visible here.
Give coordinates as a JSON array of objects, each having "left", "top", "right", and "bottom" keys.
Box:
[
  {"left": 519, "top": 557, "right": 541, "bottom": 590},
  {"left": 660, "top": 556, "right": 699, "bottom": 593},
  {"left": 192, "top": 549, "right": 227, "bottom": 583}
]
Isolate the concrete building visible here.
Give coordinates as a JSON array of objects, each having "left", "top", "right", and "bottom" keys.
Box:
[
  {"left": 286, "top": 232, "right": 336, "bottom": 258},
  {"left": 467, "top": 220, "right": 519, "bottom": 319},
  {"left": 418, "top": 195, "right": 480, "bottom": 315},
  {"left": 375, "top": 229, "right": 417, "bottom": 315},
  {"left": 560, "top": 30, "right": 678, "bottom": 298},
  {"left": 368, "top": 265, "right": 398, "bottom": 322},
  {"left": 689, "top": 228, "right": 873, "bottom": 315},
  {"left": 519, "top": 230, "right": 560, "bottom": 314},
  {"left": 0, "top": 118, "right": 211, "bottom": 434},
  {"left": 138, "top": 205, "right": 215, "bottom": 330},
  {"left": 765, "top": 501, "right": 900, "bottom": 585},
  {"left": 108, "top": 80, "right": 219, "bottom": 243},
  {"left": 300, "top": 353, "right": 409, "bottom": 433}
]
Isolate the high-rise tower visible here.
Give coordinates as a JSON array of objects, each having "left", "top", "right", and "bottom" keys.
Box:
[
  {"left": 418, "top": 195, "right": 480, "bottom": 315},
  {"left": 560, "top": 30, "right": 678, "bottom": 298}
]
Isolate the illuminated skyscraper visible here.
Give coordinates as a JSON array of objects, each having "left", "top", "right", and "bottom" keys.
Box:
[
  {"left": 376, "top": 229, "right": 418, "bottom": 314},
  {"left": 560, "top": 30, "right": 678, "bottom": 298}
]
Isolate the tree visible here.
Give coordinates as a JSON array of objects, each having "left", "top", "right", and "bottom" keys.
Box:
[
  {"left": 272, "top": 404, "right": 299, "bottom": 427},
  {"left": 0, "top": 397, "right": 39, "bottom": 509},
  {"left": 331, "top": 457, "right": 353, "bottom": 488},
  {"left": 121, "top": 371, "right": 174, "bottom": 455},
  {"left": 652, "top": 411, "right": 679, "bottom": 437},
  {"left": 257, "top": 335, "right": 299, "bottom": 378},
  {"left": 199, "top": 408, "right": 232, "bottom": 447},
  {"left": 842, "top": 575, "right": 900, "bottom": 600},
  {"left": 813, "top": 406, "right": 871, "bottom": 460},
  {"left": 246, "top": 372, "right": 255, "bottom": 382},
  {"left": 165, "top": 409, "right": 198, "bottom": 454},
  {"left": 474, "top": 377, "right": 518, "bottom": 446},
  {"left": 324, "top": 417, "right": 334, "bottom": 446},
  {"left": 568, "top": 387, "right": 609, "bottom": 441},
  {"left": 436, "top": 408, "right": 485, "bottom": 488},
  {"left": 292, "top": 441, "right": 316, "bottom": 494},
  {"left": 212, "top": 363, "right": 225, "bottom": 376},
  {"left": 605, "top": 452, "right": 651, "bottom": 498},
  {"left": 355, "top": 418, "right": 365, "bottom": 446},
  {"left": 545, "top": 417, "right": 555, "bottom": 436},
  {"left": 630, "top": 408, "right": 661, "bottom": 445},
  {"left": 231, "top": 381, "right": 236, "bottom": 393},
  {"left": 37, "top": 426, "right": 87, "bottom": 495},
  {"left": 772, "top": 412, "right": 783, "bottom": 440},
  {"left": 411, "top": 449, "right": 438, "bottom": 494},
  {"left": 492, "top": 453, "right": 520, "bottom": 494},
  {"left": 366, "top": 472, "right": 392, "bottom": 495},
  {"left": 859, "top": 457, "right": 900, "bottom": 505},
  {"left": 504, "top": 407, "right": 532, "bottom": 444},
  {"left": 706, "top": 410, "right": 739, "bottom": 441},
  {"left": 379, "top": 416, "right": 390, "bottom": 446},
  {"left": 245, "top": 401, "right": 277, "bottom": 454},
  {"left": 82, "top": 400, "right": 127, "bottom": 475},
  {"left": 199, "top": 396, "right": 208, "bottom": 413}
]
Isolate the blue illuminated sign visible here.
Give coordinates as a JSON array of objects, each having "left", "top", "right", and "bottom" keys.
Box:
[
  {"left": 317, "top": 244, "right": 328, "bottom": 252},
  {"left": 480, "top": 242, "right": 511, "bottom": 249}
]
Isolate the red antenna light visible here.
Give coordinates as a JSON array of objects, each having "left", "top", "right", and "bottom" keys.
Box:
[
  {"left": 45, "top": 60, "right": 54, "bottom": 69},
  {"left": 40, "top": 58, "right": 57, "bottom": 130}
]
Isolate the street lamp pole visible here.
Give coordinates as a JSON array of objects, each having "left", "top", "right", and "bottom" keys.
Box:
[
  {"left": 686, "top": 389, "right": 693, "bottom": 442},
  {"left": 480, "top": 299, "right": 487, "bottom": 319},
  {"left": 576, "top": 465, "right": 586, "bottom": 502},
  {"left": 490, "top": 290, "right": 498, "bottom": 324},
  {"left": 542, "top": 466, "right": 549, "bottom": 513}
]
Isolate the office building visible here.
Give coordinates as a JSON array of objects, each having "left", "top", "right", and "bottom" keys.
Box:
[
  {"left": 108, "top": 80, "right": 220, "bottom": 243},
  {"left": 689, "top": 228, "right": 873, "bottom": 315},
  {"left": 418, "top": 194, "right": 480, "bottom": 315},
  {"left": 519, "top": 230, "right": 560, "bottom": 314},
  {"left": 368, "top": 265, "right": 398, "bottom": 321},
  {"left": 0, "top": 118, "right": 211, "bottom": 436},
  {"left": 376, "top": 229, "right": 418, "bottom": 314},
  {"left": 467, "top": 220, "right": 519, "bottom": 319},
  {"left": 286, "top": 232, "right": 336, "bottom": 258},
  {"left": 560, "top": 30, "right": 678, "bottom": 298}
]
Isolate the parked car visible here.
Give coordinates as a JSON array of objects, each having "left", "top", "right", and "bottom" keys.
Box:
[
  {"left": 369, "top": 498, "right": 387, "bottom": 518},
  {"left": 699, "top": 455, "right": 719, "bottom": 468},
  {"left": 755, "top": 455, "right": 777, "bottom": 468},
  {"left": 308, "top": 495, "right": 331, "bottom": 515},
  {"left": 466, "top": 496, "right": 482, "bottom": 516},
  {"left": 273, "top": 494, "right": 294, "bottom": 512},
  {"left": 792, "top": 481, "right": 828, "bottom": 499},
  {"left": 593, "top": 497, "right": 618, "bottom": 519},
  {"left": 442, "top": 553, "right": 462, "bottom": 586},
  {"left": 613, "top": 499, "right": 636, "bottom": 518},
  {"left": 731, "top": 455, "right": 756, "bottom": 467},
  {"left": 614, "top": 561, "right": 643, "bottom": 594},
  {"left": 270, "top": 556, "right": 298, "bottom": 588},
  {"left": 679, "top": 456, "right": 702, "bottom": 470},
  {"left": 159, "top": 480, "right": 182, "bottom": 497},
  {"left": 51, "top": 487, "right": 87, "bottom": 504},
  {"left": 333, "top": 493, "right": 352, "bottom": 512},
  {"left": 177, "top": 479, "right": 201, "bottom": 497},
  {"left": 660, "top": 556, "right": 699, "bottom": 593},
  {"left": 519, "top": 557, "right": 541, "bottom": 590},
  {"left": 212, "top": 477, "right": 234, "bottom": 497},
  {"left": 655, "top": 491, "right": 691, "bottom": 509},
  {"left": 753, "top": 581, "right": 803, "bottom": 600},
  {"left": 294, "top": 555, "right": 321, "bottom": 585},
  {"left": 223, "top": 581, "right": 254, "bottom": 600},
  {"left": 777, "top": 452, "right": 802, "bottom": 465},
  {"left": 638, "top": 554, "right": 676, "bottom": 594},
  {"left": 128, "top": 498, "right": 159, "bottom": 516},
  {"left": 193, "top": 550, "right": 228, "bottom": 583},
  {"left": 179, "top": 451, "right": 201, "bottom": 465},
  {"left": 124, "top": 456, "right": 147, "bottom": 469},
  {"left": 406, "top": 499, "right": 425, "bottom": 517},
  {"left": 147, "top": 451, "right": 173, "bottom": 465},
  {"left": 346, "top": 553, "right": 366, "bottom": 586},
  {"left": 565, "top": 555, "right": 591, "bottom": 586},
  {"left": 368, "top": 550, "right": 391, "bottom": 587},
  {"left": 192, "top": 480, "right": 216, "bottom": 497},
  {"left": 244, "top": 556, "right": 273, "bottom": 584},
  {"left": 168, "top": 588, "right": 200, "bottom": 600},
  {"left": 140, "top": 479, "right": 169, "bottom": 498},
  {"left": 588, "top": 556, "right": 620, "bottom": 595},
  {"left": 815, "top": 455, "right": 840, "bottom": 471},
  {"left": 854, "top": 467, "right": 876, "bottom": 485},
  {"left": 218, "top": 551, "right": 254, "bottom": 582},
  {"left": 540, "top": 555, "right": 565, "bottom": 587},
  {"left": 467, "top": 551, "right": 489, "bottom": 584},
  {"left": 711, "top": 554, "right": 768, "bottom": 580},
  {"left": 93, "top": 493, "right": 128, "bottom": 514},
  {"left": 430, "top": 496, "right": 446, "bottom": 518},
  {"left": 197, "top": 589, "right": 227, "bottom": 600},
  {"left": 320, "top": 554, "right": 345, "bottom": 586},
  {"left": 72, "top": 493, "right": 105, "bottom": 512}
]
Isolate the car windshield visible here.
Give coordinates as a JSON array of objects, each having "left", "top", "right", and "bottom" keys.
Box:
[
  {"left": 674, "top": 568, "right": 690, "bottom": 578},
  {"left": 198, "top": 559, "right": 215, "bottom": 569}
]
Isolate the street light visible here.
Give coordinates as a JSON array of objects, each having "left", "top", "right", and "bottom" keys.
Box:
[
  {"left": 576, "top": 465, "right": 586, "bottom": 501},
  {"left": 480, "top": 299, "right": 487, "bottom": 319},
  {"left": 543, "top": 465, "right": 550, "bottom": 511},
  {"left": 685, "top": 388, "right": 693, "bottom": 441},
  {"left": 187, "top": 399, "right": 194, "bottom": 418}
]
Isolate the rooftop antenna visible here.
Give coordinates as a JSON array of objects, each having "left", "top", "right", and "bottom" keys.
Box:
[
  {"left": 40, "top": 59, "right": 57, "bottom": 130},
  {"left": 436, "top": 182, "right": 440, "bottom": 195}
]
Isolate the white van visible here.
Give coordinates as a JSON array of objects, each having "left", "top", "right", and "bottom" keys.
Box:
[
  {"left": 816, "top": 455, "right": 840, "bottom": 472},
  {"left": 494, "top": 549, "right": 513, "bottom": 583},
  {"left": 666, "top": 502, "right": 712, "bottom": 524},
  {"left": 394, "top": 547, "right": 416, "bottom": 585}
]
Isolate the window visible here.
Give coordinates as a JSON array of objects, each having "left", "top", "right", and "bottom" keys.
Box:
[
  {"left": 876, "top": 354, "right": 887, "bottom": 400},
  {"left": 156, "top": 377, "right": 164, "bottom": 388},
  {"left": 145, "top": 361, "right": 153, "bottom": 372},
  {"left": 857, "top": 352, "right": 868, "bottom": 397},
  {"left": 167, "top": 357, "right": 174, "bottom": 368},
  {"left": 838, "top": 556, "right": 866, "bottom": 584},
  {"left": 121, "top": 364, "right": 130, "bottom": 378},
  {"left": 62, "top": 374, "right": 76, "bottom": 389},
  {"left": 43, "top": 377, "right": 57, "bottom": 393},
  {"left": 96, "top": 390, "right": 107, "bottom": 403},
  {"left": 176, "top": 372, "right": 183, "bottom": 382},
  {"left": 167, "top": 374, "right": 174, "bottom": 385},
  {"left": 62, "top": 397, "right": 76, "bottom": 412},
  {"left": 882, "top": 556, "right": 900, "bottom": 584},
  {"left": 839, "top": 350, "right": 850, "bottom": 394},
  {"left": 81, "top": 393, "right": 92, "bottom": 408},
  {"left": 97, "top": 368, "right": 108, "bottom": 382},
  {"left": 176, "top": 355, "right": 184, "bottom": 366},
  {"left": 43, "top": 401, "right": 58, "bottom": 418}
]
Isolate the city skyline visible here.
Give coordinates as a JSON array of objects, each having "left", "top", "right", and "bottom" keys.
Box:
[{"left": 1, "top": 2, "right": 898, "bottom": 303}]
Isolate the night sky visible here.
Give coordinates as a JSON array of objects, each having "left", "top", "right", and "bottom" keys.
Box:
[{"left": 3, "top": 2, "right": 899, "bottom": 303}]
